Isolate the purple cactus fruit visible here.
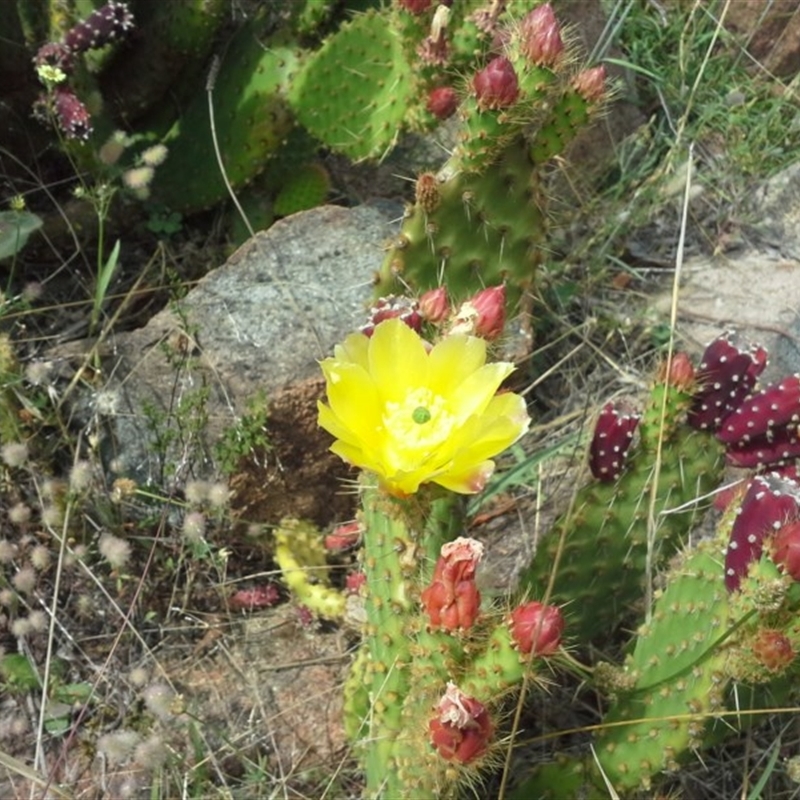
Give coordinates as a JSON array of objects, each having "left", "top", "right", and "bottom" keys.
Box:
[
  {"left": 724, "top": 473, "right": 800, "bottom": 592},
  {"left": 33, "top": 42, "right": 75, "bottom": 74},
  {"left": 52, "top": 87, "right": 92, "bottom": 140},
  {"left": 519, "top": 3, "right": 564, "bottom": 67},
  {"left": 64, "top": 1, "right": 135, "bottom": 54},
  {"left": 589, "top": 402, "right": 640, "bottom": 482},
  {"left": 688, "top": 331, "right": 768, "bottom": 431},
  {"left": 726, "top": 427, "right": 800, "bottom": 469},
  {"left": 473, "top": 56, "right": 519, "bottom": 111},
  {"left": 718, "top": 375, "right": 800, "bottom": 445}
]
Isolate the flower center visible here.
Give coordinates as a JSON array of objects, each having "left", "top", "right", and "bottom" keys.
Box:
[
  {"left": 382, "top": 388, "right": 456, "bottom": 470},
  {"left": 412, "top": 406, "right": 432, "bottom": 424}
]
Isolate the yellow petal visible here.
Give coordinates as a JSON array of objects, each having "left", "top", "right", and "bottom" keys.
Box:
[
  {"left": 449, "top": 362, "right": 515, "bottom": 420},
  {"left": 368, "top": 319, "right": 429, "bottom": 403},
  {"left": 323, "top": 362, "right": 382, "bottom": 442},
  {"left": 427, "top": 334, "right": 487, "bottom": 396}
]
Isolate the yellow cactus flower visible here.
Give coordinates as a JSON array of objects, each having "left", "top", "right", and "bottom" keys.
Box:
[{"left": 318, "top": 318, "right": 530, "bottom": 495}]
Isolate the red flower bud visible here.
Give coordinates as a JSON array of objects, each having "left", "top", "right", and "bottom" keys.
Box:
[
  {"left": 519, "top": 4, "right": 564, "bottom": 67},
  {"left": 572, "top": 65, "right": 607, "bottom": 103},
  {"left": 420, "top": 537, "right": 484, "bottom": 631},
  {"left": 419, "top": 287, "right": 450, "bottom": 324},
  {"left": 429, "top": 682, "right": 493, "bottom": 763},
  {"left": 473, "top": 57, "right": 519, "bottom": 111},
  {"left": 508, "top": 601, "right": 564, "bottom": 656},
  {"left": 751, "top": 628, "right": 795, "bottom": 672},
  {"left": 771, "top": 519, "right": 800, "bottom": 581},
  {"left": 427, "top": 86, "right": 459, "bottom": 120}
]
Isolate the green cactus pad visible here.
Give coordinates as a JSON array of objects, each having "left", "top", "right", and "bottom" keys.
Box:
[
  {"left": 376, "top": 136, "right": 545, "bottom": 304},
  {"left": 151, "top": 25, "right": 300, "bottom": 213},
  {"left": 593, "top": 545, "right": 731, "bottom": 792},
  {"left": 289, "top": 10, "right": 416, "bottom": 161},
  {"left": 517, "top": 381, "right": 725, "bottom": 644}
]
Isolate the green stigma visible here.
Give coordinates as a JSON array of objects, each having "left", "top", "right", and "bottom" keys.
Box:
[{"left": 412, "top": 406, "right": 432, "bottom": 424}]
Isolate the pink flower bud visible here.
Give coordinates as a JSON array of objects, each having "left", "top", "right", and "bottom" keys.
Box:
[
  {"left": 572, "top": 65, "right": 607, "bottom": 103},
  {"left": 420, "top": 537, "right": 484, "bottom": 631},
  {"left": 508, "top": 601, "right": 564, "bottom": 656},
  {"left": 427, "top": 86, "right": 459, "bottom": 120},
  {"left": 656, "top": 351, "right": 695, "bottom": 391},
  {"left": 419, "top": 287, "right": 450, "bottom": 324},
  {"left": 450, "top": 286, "right": 506, "bottom": 340},
  {"left": 473, "top": 57, "right": 519, "bottom": 111},
  {"left": 345, "top": 571, "right": 366, "bottom": 594},
  {"left": 429, "top": 682, "right": 493, "bottom": 763},
  {"left": 324, "top": 521, "right": 362, "bottom": 551},
  {"left": 519, "top": 4, "right": 564, "bottom": 67}
]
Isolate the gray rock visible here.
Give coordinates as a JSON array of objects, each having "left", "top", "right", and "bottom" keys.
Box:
[{"left": 54, "top": 202, "right": 401, "bottom": 490}]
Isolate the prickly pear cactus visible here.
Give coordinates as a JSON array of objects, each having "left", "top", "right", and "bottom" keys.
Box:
[
  {"left": 516, "top": 359, "right": 725, "bottom": 643},
  {"left": 151, "top": 25, "right": 301, "bottom": 213},
  {"left": 289, "top": 9, "right": 417, "bottom": 162},
  {"left": 373, "top": 5, "right": 607, "bottom": 305}
]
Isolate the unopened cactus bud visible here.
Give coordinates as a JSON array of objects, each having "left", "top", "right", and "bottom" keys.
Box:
[
  {"left": 52, "top": 87, "right": 92, "bottom": 140},
  {"left": 473, "top": 57, "right": 519, "bottom": 111},
  {"left": 589, "top": 402, "right": 640, "bottom": 482},
  {"left": 64, "top": 1, "right": 135, "bottom": 53},
  {"left": 751, "top": 628, "right": 795, "bottom": 672},
  {"left": 508, "top": 601, "right": 564, "bottom": 656},
  {"left": 519, "top": 3, "right": 564, "bottom": 67},
  {"left": 429, "top": 682, "right": 493, "bottom": 763},
  {"left": 345, "top": 571, "right": 366, "bottom": 594},
  {"left": 361, "top": 296, "right": 422, "bottom": 337},
  {"left": 656, "top": 351, "right": 695, "bottom": 390},
  {"left": 420, "top": 537, "right": 484, "bottom": 631},
  {"left": 572, "top": 65, "right": 607, "bottom": 103},
  {"left": 688, "top": 331, "right": 767, "bottom": 431},
  {"left": 724, "top": 473, "right": 800, "bottom": 591},
  {"left": 449, "top": 286, "right": 505, "bottom": 340},
  {"left": 771, "top": 519, "right": 800, "bottom": 581},
  {"left": 419, "top": 287, "right": 449, "bottom": 324},
  {"left": 427, "top": 86, "right": 459, "bottom": 120}
]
